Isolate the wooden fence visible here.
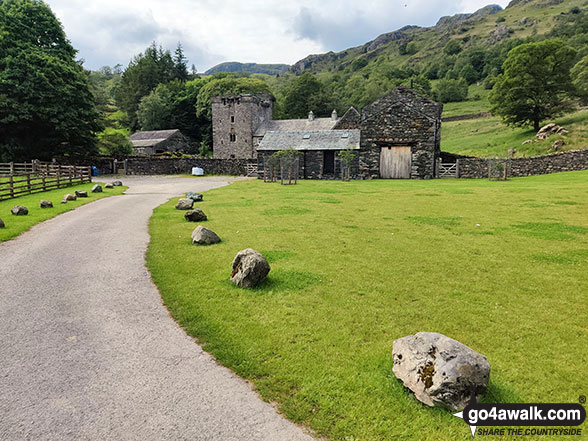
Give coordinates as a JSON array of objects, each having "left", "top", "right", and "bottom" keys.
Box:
[{"left": 0, "top": 164, "right": 92, "bottom": 201}]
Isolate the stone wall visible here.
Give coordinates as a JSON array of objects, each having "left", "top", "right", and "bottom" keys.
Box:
[
  {"left": 124, "top": 157, "right": 255, "bottom": 176},
  {"left": 359, "top": 87, "right": 442, "bottom": 179},
  {"left": 456, "top": 149, "right": 588, "bottom": 178}
]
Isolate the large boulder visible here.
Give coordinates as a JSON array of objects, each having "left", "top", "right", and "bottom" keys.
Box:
[
  {"left": 230, "top": 249, "right": 271, "bottom": 288},
  {"left": 175, "top": 198, "right": 194, "bottom": 210},
  {"left": 537, "top": 123, "right": 566, "bottom": 140},
  {"left": 11, "top": 206, "right": 28, "bottom": 216},
  {"left": 75, "top": 190, "right": 88, "bottom": 198},
  {"left": 91, "top": 184, "right": 103, "bottom": 193},
  {"left": 392, "top": 332, "right": 490, "bottom": 411},
  {"left": 112, "top": 180, "right": 123, "bottom": 187},
  {"left": 191, "top": 225, "right": 221, "bottom": 245},
  {"left": 184, "top": 209, "right": 207, "bottom": 222},
  {"left": 40, "top": 200, "right": 53, "bottom": 209},
  {"left": 0, "top": 218, "right": 4, "bottom": 228},
  {"left": 186, "top": 192, "right": 203, "bottom": 202},
  {"left": 104, "top": 183, "right": 114, "bottom": 189},
  {"left": 64, "top": 194, "right": 77, "bottom": 201}
]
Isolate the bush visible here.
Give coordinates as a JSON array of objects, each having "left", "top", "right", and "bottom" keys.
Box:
[
  {"left": 433, "top": 78, "right": 469, "bottom": 103},
  {"left": 98, "top": 128, "right": 133, "bottom": 156},
  {"left": 444, "top": 40, "right": 462, "bottom": 56},
  {"left": 496, "top": 16, "right": 506, "bottom": 23}
]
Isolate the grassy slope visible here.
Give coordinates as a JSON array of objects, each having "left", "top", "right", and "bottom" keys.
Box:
[
  {"left": 147, "top": 175, "right": 588, "bottom": 441},
  {"left": 0, "top": 182, "right": 126, "bottom": 242}
]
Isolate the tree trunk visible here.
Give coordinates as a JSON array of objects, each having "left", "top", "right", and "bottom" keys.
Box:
[{"left": 534, "top": 119, "right": 540, "bottom": 132}]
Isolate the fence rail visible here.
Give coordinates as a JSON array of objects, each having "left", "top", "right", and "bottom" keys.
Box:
[{"left": 0, "top": 164, "right": 92, "bottom": 201}]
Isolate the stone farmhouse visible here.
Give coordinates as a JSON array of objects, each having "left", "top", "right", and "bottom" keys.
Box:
[
  {"left": 131, "top": 129, "right": 191, "bottom": 155},
  {"left": 212, "top": 87, "right": 442, "bottom": 179}
]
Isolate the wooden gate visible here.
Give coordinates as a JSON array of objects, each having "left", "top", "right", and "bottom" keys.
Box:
[{"left": 380, "top": 146, "right": 411, "bottom": 179}]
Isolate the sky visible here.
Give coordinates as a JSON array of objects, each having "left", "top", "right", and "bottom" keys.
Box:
[{"left": 45, "top": 0, "right": 511, "bottom": 72}]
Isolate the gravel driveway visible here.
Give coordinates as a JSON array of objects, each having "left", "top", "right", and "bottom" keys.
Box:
[{"left": 0, "top": 176, "right": 314, "bottom": 441}]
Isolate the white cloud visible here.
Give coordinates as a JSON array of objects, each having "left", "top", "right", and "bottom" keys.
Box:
[{"left": 44, "top": 0, "right": 510, "bottom": 71}]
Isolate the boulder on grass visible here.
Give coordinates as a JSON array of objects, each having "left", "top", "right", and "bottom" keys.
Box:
[
  {"left": 91, "top": 184, "right": 103, "bottom": 193},
  {"left": 230, "top": 249, "right": 270, "bottom": 288},
  {"left": 176, "top": 198, "right": 194, "bottom": 210},
  {"left": 191, "top": 225, "right": 221, "bottom": 245},
  {"left": 186, "top": 192, "right": 203, "bottom": 202},
  {"left": 11, "top": 206, "right": 28, "bottom": 216},
  {"left": 392, "top": 332, "right": 490, "bottom": 411},
  {"left": 40, "top": 200, "right": 53, "bottom": 209},
  {"left": 64, "top": 194, "right": 77, "bottom": 201},
  {"left": 184, "top": 208, "right": 207, "bottom": 222},
  {"left": 112, "top": 180, "right": 123, "bottom": 187},
  {"left": 0, "top": 218, "right": 4, "bottom": 228},
  {"left": 105, "top": 183, "right": 114, "bottom": 189},
  {"left": 75, "top": 190, "right": 88, "bottom": 198},
  {"left": 60, "top": 200, "right": 68, "bottom": 204},
  {"left": 552, "top": 140, "right": 565, "bottom": 151}
]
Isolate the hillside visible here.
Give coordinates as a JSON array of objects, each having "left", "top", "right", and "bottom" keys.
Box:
[
  {"left": 290, "top": 0, "right": 584, "bottom": 75},
  {"left": 205, "top": 62, "right": 289, "bottom": 76}
]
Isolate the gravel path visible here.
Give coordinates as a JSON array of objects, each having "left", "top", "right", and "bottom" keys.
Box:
[{"left": 0, "top": 176, "right": 314, "bottom": 441}]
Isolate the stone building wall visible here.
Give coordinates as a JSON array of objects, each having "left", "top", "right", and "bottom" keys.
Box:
[
  {"left": 359, "top": 87, "right": 442, "bottom": 179},
  {"left": 212, "top": 95, "right": 273, "bottom": 160},
  {"left": 257, "top": 150, "right": 360, "bottom": 180},
  {"left": 457, "top": 149, "right": 588, "bottom": 178}
]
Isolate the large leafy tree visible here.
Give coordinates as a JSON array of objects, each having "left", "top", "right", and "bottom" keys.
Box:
[
  {"left": 283, "top": 73, "right": 336, "bottom": 119},
  {"left": 0, "top": 0, "right": 101, "bottom": 161},
  {"left": 489, "top": 40, "right": 577, "bottom": 131},
  {"left": 571, "top": 55, "right": 588, "bottom": 104},
  {"left": 115, "top": 43, "right": 177, "bottom": 130}
]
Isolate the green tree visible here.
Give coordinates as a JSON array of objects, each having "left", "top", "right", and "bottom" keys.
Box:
[
  {"left": 0, "top": 0, "right": 101, "bottom": 161},
  {"left": 571, "top": 55, "right": 588, "bottom": 104},
  {"left": 489, "top": 40, "right": 577, "bottom": 131},
  {"left": 173, "top": 43, "right": 189, "bottom": 81},
  {"left": 433, "top": 78, "right": 468, "bottom": 103},
  {"left": 137, "top": 84, "right": 175, "bottom": 130},
  {"left": 98, "top": 127, "right": 133, "bottom": 156},
  {"left": 444, "top": 40, "right": 462, "bottom": 56},
  {"left": 283, "top": 73, "right": 336, "bottom": 119},
  {"left": 115, "top": 43, "right": 176, "bottom": 129}
]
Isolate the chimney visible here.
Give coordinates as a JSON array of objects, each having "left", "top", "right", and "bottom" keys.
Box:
[
  {"left": 308, "top": 111, "right": 314, "bottom": 122},
  {"left": 331, "top": 109, "right": 338, "bottom": 121}
]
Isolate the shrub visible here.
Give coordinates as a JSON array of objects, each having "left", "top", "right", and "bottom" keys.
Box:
[{"left": 434, "top": 78, "right": 469, "bottom": 103}]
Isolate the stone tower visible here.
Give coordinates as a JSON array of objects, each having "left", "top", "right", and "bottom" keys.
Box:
[{"left": 212, "top": 94, "right": 273, "bottom": 159}]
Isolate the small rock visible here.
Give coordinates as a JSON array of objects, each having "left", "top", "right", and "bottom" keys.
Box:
[
  {"left": 552, "top": 140, "right": 565, "bottom": 151},
  {"left": 105, "top": 183, "right": 114, "bottom": 189},
  {"left": 64, "top": 194, "right": 77, "bottom": 201},
  {"left": 230, "top": 248, "right": 271, "bottom": 288},
  {"left": 176, "top": 198, "right": 194, "bottom": 210},
  {"left": 0, "top": 218, "right": 4, "bottom": 228},
  {"left": 556, "top": 128, "right": 568, "bottom": 136},
  {"left": 537, "top": 123, "right": 562, "bottom": 140},
  {"left": 112, "top": 180, "right": 123, "bottom": 187},
  {"left": 40, "top": 200, "right": 53, "bottom": 209},
  {"left": 75, "top": 190, "right": 88, "bottom": 198},
  {"left": 186, "top": 192, "right": 203, "bottom": 202},
  {"left": 392, "top": 332, "right": 490, "bottom": 411},
  {"left": 184, "top": 209, "right": 207, "bottom": 222},
  {"left": 60, "top": 200, "right": 68, "bottom": 204},
  {"left": 11, "top": 206, "right": 28, "bottom": 216},
  {"left": 91, "top": 184, "right": 103, "bottom": 193},
  {"left": 522, "top": 139, "right": 535, "bottom": 145},
  {"left": 508, "top": 148, "right": 516, "bottom": 157},
  {"left": 191, "top": 225, "right": 221, "bottom": 245}
]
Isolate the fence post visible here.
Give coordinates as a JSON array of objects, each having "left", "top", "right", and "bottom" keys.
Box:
[
  {"left": 9, "top": 174, "right": 13, "bottom": 198},
  {"left": 9, "top": 162, "right": 14, "bottom": 175},
  {"left": 456, "top": 159, "right": 460, "bottom": 178},
  {"left": 27, "top": 173, "right": 31, "bottom": 194}
]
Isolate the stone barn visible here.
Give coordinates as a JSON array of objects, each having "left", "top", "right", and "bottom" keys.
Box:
[
  {"left": 212, "top": 87, "right": 442, "bottom": 179},
  {"left": 131, "top": 129, "right": 191, "bottom": 155}
]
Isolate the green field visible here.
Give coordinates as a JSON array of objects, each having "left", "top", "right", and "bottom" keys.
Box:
[
  {"left": 0, "top": 182, "right": 126, "bottom": 242},
  {"left": 147, "top": 174, "right": 588, "bottom": 440}
]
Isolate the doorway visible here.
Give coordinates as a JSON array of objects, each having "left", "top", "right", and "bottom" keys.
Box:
[
  {"left": 323, "top": 151, "right": 335, "bottom": 175},
  {"left": 380, "top": 146, "right": 411, "bottom": 179}
]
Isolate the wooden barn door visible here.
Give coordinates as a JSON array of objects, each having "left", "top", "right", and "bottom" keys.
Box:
[{"left": 380, "top": 146, "right": 411, "bottom": 179}]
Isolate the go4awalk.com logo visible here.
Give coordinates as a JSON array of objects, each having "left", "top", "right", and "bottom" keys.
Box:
[{"left": 453, "top": 396, "right": 586, "bottom": 438}]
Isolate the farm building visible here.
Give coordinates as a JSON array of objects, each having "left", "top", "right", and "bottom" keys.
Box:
[
  {"left": 130, "top": 129, "right": 191, "bottom": 155},
  {"left": 212, "top": 87, "right": 442, "bottom": 179}
]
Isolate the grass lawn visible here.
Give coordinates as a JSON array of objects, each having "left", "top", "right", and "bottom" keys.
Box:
[
  {"left": 0, "top": 182, "right": 126, "bottom": 242},
  {"left": 442, "top": 110, "right": 588, "bottom": 158},
  {"left": 147, "top": 174, "right": 588, "bottom": 441}
]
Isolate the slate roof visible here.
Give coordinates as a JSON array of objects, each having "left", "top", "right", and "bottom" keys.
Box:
[
  {"left": 257, "top": 130, "right": 360, "bottom": 151},
  {"left": 130, "top": 129, "right": 180, "bottom": 147},
  {"left": 254, "top": 118, "right": 338, "bottom": 137}
]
